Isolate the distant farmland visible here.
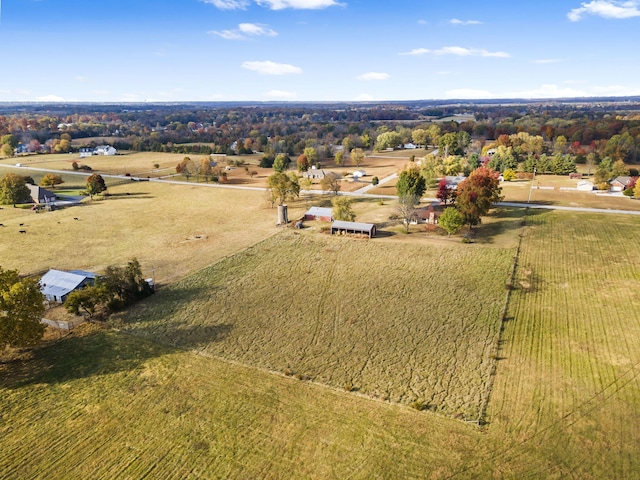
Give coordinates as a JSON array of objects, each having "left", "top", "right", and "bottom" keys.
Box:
[{"left": 121, "top": 231, "right": 514, "bottom": 419}]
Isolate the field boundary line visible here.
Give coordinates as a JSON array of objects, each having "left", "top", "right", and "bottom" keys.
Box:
[{"left": 477, "top": 208, "right": 527, "bottom": 425}]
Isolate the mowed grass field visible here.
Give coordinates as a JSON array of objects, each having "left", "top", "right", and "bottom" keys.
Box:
[{"left": 120, "top": 232, "right": 513, "bottom": 418}]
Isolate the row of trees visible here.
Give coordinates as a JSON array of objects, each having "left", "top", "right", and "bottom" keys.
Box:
[{"left": 65, "top": 259, "right": 154, "bottom": 320}]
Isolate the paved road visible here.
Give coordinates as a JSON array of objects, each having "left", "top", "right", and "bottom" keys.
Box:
[{"left": 4, "top": 163, "right": 640, "bottom": 215}]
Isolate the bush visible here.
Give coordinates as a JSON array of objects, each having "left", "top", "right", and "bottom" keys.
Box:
[
  {"left": 72, "top": 161, "right": 79, "bottom": 170},
  {"left": 259, "top": 155, "right": 274, "bottom": 168},
  {"left": 623, "top": 187, "right": 635, "bottom": 197},
  {"left": 411, "top": 400, "right": 426, "bottom": 411},
  {"left": 371, "top": 176, "right": 379, "bottom": 186}
]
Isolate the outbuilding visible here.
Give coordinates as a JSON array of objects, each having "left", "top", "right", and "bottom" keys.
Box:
[
  {"left": 330, "top": 220, "right": 377, "bottom": 238},
  {"left": 40, "top": 269, "right": 97, "bottom": 303},
  {"left": 577, "top": 180, "right": 595, "bottom": 191},
  {"left": 304, "top": 207, "right": 334, "bottom": 222}
]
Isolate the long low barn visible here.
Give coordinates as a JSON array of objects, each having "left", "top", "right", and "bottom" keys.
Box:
[{"left": 330, "top": 220, "right": 377, "bottom": 238}]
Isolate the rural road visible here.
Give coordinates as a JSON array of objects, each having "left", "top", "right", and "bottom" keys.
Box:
[{"left": 4, "top": 163, "right": 640, "bottom": 216}]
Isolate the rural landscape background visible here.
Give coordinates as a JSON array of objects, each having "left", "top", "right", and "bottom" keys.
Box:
[
  {"left": 2, "top": 0, "right": 640, "bottom": 478},
  {"left": 1, "top": 97, "right": 640, "bottom": 478}
]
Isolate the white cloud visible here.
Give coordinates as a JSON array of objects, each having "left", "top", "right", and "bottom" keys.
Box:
[
  {"left": 239, "top": 23, "right": 277, "bottom": 36},
  {"left": 450, "top": 18, "right": 483, "bottom": 25},
  {"left": 242, "top": 60, "right": 302, "bottom": 75},
  {"left": 436, "top": 46, "right": 510, "bottom": 57},
  {"left": 266, "top": 90, "right": 297, "bottom": 99},
  {"left": 400, "top": 48, "right": 431, "bottom": 56},
  {"left": 35, "top": 94, "right": 65, "bottom": 102},
  {"left": 210, "top": 23, "right": 277, "bottom": 40},
  {"left": 201, "top": 0, "right": 249, "bottom": 10},
  {"left": 255, "top": 0, "right": 342, "bottom": 9},
  {"left": 356, "top": 72, "right": 390, "bottom": 81},
  {"left": 400, "top": 46, "right": 510, "bottom": 58},
  {"left": 568, "top": 0, "right": 640, "bottom": 21},
  {"left": 532, "top": 58, "right": 563, "bottom": 64}
]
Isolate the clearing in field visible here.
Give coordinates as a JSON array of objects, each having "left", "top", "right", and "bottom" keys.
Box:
[{"left": 120, "top": 231, "right": 514, "bottom": 419}]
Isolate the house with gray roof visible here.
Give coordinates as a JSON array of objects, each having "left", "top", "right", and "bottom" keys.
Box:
[{"left": 40, "top": 269, "right": 97, "bottom": 303}]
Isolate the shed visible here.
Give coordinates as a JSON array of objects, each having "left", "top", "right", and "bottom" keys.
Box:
[
  {"left": 40, "top": 269, "right": 96, "bottom": 303},
  {"left": 27, "top": 185, "right": 56, "bottom": 204},
  {"left": 330, "top": 220, "right": 376, "bottom": 238},
  {"left": 304, "top": 207, "right": 334, "bottom": 222},
  {"left": 352, "top": 170, "right": 366, "bottom": 179}
]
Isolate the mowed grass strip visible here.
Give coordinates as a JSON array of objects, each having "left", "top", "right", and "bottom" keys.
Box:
[
  {"left": 0, "top": 328, "right": 485, "bottom": 480},
  {"left": 121, "top": 231, "right": 513, "bottom": 418},
  {"left": 482, "top": 211, "right": 640, "bottom": 478}
]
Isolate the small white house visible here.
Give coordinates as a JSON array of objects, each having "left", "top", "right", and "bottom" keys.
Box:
[
  {"left": 577, "top": 180, "right": 595, "bottom": 191},
  {"left": 94, "top": 145, "right": 117, "bottom": 156}
]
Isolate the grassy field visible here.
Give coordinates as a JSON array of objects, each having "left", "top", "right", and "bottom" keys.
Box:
[
  {"left": 0, "top": 179, "right": 280, "bottom": 283},
  {"left": 119, "top": 231, "right": 514, "bottom": 417},
  {"left": 3, "top": 181, "right": 640, "bottom": 477},
  {"left": 482, "top": 210, "right": 640, "bottom": 477}
]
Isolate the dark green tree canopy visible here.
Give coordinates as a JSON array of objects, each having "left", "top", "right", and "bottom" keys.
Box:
[{"left": 396, "top": 166, "right": 426, "bottom": 200}]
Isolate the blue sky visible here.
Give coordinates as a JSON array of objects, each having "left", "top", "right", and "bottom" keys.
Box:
[{"left": 1, "top": 0, "right": 640, "bottom": 102}]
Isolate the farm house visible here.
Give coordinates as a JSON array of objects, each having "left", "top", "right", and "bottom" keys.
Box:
[
  {"left": 304, "top": 207, "right": 334, "bottom": 222},
  {"left": 40, "top": 269, "right": 97, "bottom": 303},
  {"left": 27, "top": 185, "right": 56, "bottom": 204},
  {"left": 330, "top": 220, "right": 377, "bottom": 238}
]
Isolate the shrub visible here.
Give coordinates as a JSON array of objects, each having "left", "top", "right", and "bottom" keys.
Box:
[
  {"left": 371, "top": 176, "right": 379, "bottom": 186},
  {"left": 411, "top": 400, "right": 426, "bottom": 411},
  {"left": 72, "top": 161, "right": 79, "bottom": 170},
  {"left": 623, "top": 187, "right": 635, "bottom": 197}
]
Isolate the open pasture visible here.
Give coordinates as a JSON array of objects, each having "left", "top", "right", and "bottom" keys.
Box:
[
  {"left": 121, "top": 231, "right": 514, "bottom": 418},
  {"left": 0, "top": 180, "right": 279, "bottom": 283}
]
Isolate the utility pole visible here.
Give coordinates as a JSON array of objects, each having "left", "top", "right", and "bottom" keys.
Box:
[{"left": 527, "top": 167, "right": 536, "bottom": 204}]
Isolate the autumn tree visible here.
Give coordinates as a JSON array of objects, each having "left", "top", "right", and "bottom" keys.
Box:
[
  {"left": 0, "top": 267, "right": 45, "bottom": 350},
  {"left": 273, "top": 153, "right": 291, "bottom": 173},
  {"left": 334, "top": 150, "right": 345, "bottom": 167},
  {"left": 321, "top": 172, "right": 342, "bottom": 195},
  {"left": 297, "top": 154, "right": 310, "bottom": 172},
  {"left": 455, "top": 167, "right": 503, "bottom": 227},
  {"left": 303, "top": 147, "right": 318, "bottom": 166},
  {"left": 0, "top": 173, "right": 31, "bottom": 205},
  {"left": 436, "top": 178, "right": 451, "bottom": 205},
  {"left": 176, "top": 156, "right": 196, "bottom": 180},
  {"left": 439, "top": 207, "right": 465, "bottom": 236},
  {"left": 350, "top": 148, "right": 365, "bottom": 167},
  {"left": 411, "top": 128, "right": 428, "bottom": 147},
  {"left": 200, "top": 157, "right": 212, "bottom": 181},
  {"left": 40, "top": 173, "right": 64, "bottom": 189},
  {"left": 267, "top": 172, "right": 300, "bottom": 205},
  {"left": 375, "top": 131, "right": 402, "bottom": 151},
  {"left": 332, "top": 196, "right": 355, "bottom": 221},
  {"left": 86, "top": 173, "right": 107, "bottom": 199}
]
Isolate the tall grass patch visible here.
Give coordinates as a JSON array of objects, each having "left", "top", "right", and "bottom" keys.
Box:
[{"left": 122, "top": 232, "right": 513, "bottom": 418}]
